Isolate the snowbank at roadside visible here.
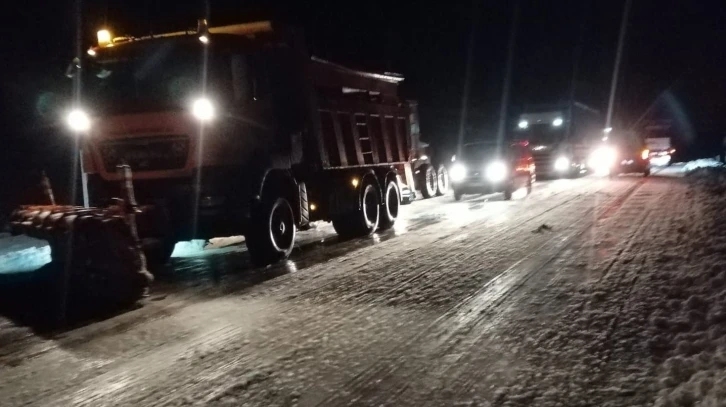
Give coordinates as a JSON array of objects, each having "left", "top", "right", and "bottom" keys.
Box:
[
  {"left": 0, "top": 234, "right": 51, "bottom": 273},
  {"left": 650, "top": 172, "right": 726, "bottom": 406},
  {"left": 683, "top": 158, "right": 724, "bottom": 174}
]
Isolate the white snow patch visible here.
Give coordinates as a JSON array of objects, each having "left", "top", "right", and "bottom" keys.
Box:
[
  {"left": 206, "top": 236, "right": 244, "bottom": 250},
  {"left": 0, "top": 234, "right": 51, "bottom": 273},
  {"left": 170, "top": 240, "right": 207, "bottom": 257},
  {"left": 170, "top": 236, "right": 245, "bottom": 258},
  {"left": 651, "top": 172, "right": 726, "bottom": 406},
  {"left": 683, "top": 158, "right": 724, "bottom": 173}
]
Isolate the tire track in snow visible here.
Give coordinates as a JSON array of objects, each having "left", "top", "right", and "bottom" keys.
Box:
[
  {"left": 315, "top": 180, "right": 641, "bottom": 406},
  {"left": 487, "top": 179, "right": 667, "bottom": 406}
]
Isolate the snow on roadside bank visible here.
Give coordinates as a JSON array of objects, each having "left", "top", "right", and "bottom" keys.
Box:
[
  {"left": 683, "top": 158, "right": 724, "bottom": 174},
  {"left": 650, "top": 172, "right": 726, "bottom": 406},
  {"left": 0, "top": 234, "right": 51, "bottom": 273}
]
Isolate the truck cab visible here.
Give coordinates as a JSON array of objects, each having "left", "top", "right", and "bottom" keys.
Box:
[
  {"left": 515, "top": 111, "right": 586, "bottom": 178},
  {"left": 514, "top": 102, "right": 602, "bottom": 179}
]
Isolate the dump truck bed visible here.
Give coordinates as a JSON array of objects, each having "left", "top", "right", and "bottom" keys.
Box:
[{"left": 307, "top": 57, "right": 412, "bottom": 169}]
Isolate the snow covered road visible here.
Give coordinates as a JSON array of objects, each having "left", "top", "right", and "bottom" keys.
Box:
[{"left": 1, "top": 173, "right": 723, "bottom": 406}]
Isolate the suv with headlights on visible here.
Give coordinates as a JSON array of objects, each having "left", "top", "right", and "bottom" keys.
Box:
[{"left": 449, "top": 141, "right": 535, "bottom": 201}]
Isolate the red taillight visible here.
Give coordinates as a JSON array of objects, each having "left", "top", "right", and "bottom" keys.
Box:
[{"left": 641, "top": 149, "right": 650, "bottom": 160}]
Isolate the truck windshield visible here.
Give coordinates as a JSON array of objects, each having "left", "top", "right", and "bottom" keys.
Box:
[
  {"left": 461, "top": 143, "right": 502, "bottom": 162},
  {"left": 521, "top": 126, "right": 563, "bottom": 146},
  {"left": 84, "top": 39, "right": 233, "bottom": 115}
]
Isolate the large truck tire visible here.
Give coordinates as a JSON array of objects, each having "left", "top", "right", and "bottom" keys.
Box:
[
  {"left": 245, "top": 197, "right": 296, "bottom": 267},
  {"left": 419, "top": 164, "right": 437, "bottom": 199},
  {"left": 333, "top": 179, "right": 380, "bottom": 238},
  {"left": 379, "top": 179, "right": 400, "bottom": 230},
  {"left": 435, "top": 165, "right": 449, "bottom": 196}
]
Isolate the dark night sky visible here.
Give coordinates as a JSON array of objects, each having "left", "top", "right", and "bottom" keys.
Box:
[
  {"left": 2, "top": 1, "right": 724, "bottom": 135},
  {"left": 0, "top": 0, "right": 725, "bottom": 208}
]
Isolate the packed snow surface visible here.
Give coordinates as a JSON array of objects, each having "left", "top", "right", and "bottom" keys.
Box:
[{"left": 0, "top": 175, "right": 726, "bottom": 406}]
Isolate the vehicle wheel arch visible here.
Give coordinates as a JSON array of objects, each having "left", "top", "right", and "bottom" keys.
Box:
[
  {"left": 359, "top": 170, "right": 381, "bottom": 209},
  {"left": 257, "top": 169, "right": 300, "bottom": 224}
]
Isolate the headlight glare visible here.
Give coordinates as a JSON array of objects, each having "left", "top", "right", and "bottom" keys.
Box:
[
  {"left": 450, "top": 163, "right": 467, "bottom": 182},
  {"left": 588, "top": 147, "right": 617, "bottom": 175},
  {"left": 554, "top": 156, "right": 570, "bottom": 172},
  {"left": 67, "top": 109, "right": 91, "bottom": 132},
  {"left": 192, "top": 97, "right": 215, "bottom": 122},
  {"left": 485, "top": 161, "right": 508, "bottom": 182}
]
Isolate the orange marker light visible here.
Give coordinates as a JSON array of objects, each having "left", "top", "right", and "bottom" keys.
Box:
[{"left": 97, "top": 29, "right": 112, "bottom": 47}]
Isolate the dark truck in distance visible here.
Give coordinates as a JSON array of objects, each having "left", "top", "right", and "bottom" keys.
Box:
[
  {"left": 73, "top": 20, "right": 417, "bottom": 267},
  {"left": 514, "top": 102, "right": 601, "bottom": 178},
  {"left": 449, "top": 141, "right": 535, "bottom": 201},
  {"left": 406, "top": 101, "right": 449, "bottom": 201}
]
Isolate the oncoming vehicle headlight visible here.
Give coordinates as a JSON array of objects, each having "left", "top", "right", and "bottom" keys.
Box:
[
  {"left": 588, "top": 146, "right": 617, "bottom": 174},
  {"left": 450, "top": 163, "right": 467, "bottom": 182},
  {"left": 67, "top": 109, "right": 91, "bottom": 132},
  {"left": 554, "top": 156, "right": 570, "bottom": 172},
  {"left": 485, "top": 161, "right": 507, "bottom": 182},
  {"left": 192, "top": 97, "right": 215, "bottom": 122}
]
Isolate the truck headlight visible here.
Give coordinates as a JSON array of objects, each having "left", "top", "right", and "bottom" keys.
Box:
[
  {"left": 450, "top": 163, "right": 467, "bottom": 182},
  {"left": 67, "top": 108, "right": 91, "bottom": 132},
  {"left": 554, "top": 156, "right": 570, "bottom": 172},
  {"left": 485, "top": 161, "right": 507, "bottom": 182},
  {"left": 192, "top": 97, "right": 215, "bottom": 122}
]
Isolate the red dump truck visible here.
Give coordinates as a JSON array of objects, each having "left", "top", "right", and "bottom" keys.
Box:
[{"left": 9, "top": 20, "right": 419, "bottom": 302}]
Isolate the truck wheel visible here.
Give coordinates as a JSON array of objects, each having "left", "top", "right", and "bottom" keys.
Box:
[
  {"left": 379, "top": 179, "right": 400, "bottom": 230},
  {"left": 419, "top": 165, "right": 437, "bottom": 199},
  {"left": 435, "top": 165, "right": 449, "bottom": 196},
  {"left": 245, "top": 197, "right": 296, "bottom": 266},
  {"left": 333, "top": 180, "right": 380, "bottom": 238}
]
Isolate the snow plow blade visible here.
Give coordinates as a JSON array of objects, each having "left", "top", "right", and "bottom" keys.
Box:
[{"left": 9, "top": 205, "right": 153, "bottom": 306}]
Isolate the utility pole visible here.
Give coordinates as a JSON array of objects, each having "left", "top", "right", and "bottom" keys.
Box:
[
  {"left": 566, "top": 0, "right": 589, "bottom": 141},
  {"left": 496, "top": 0, "right": 520, "bottom": 147},
  {"left": 456, "top": 0, "right": 479, "bottom": 157},
  {"left": 605, "top": 0, "right": 632, "bottom": 130}
]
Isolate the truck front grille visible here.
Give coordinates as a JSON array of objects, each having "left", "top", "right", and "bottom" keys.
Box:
[
  {"left": 532, "top": 151, "right": 555, "bottom": 172},
  {"left": 99, "top": 136, "right": 189, "bottom": 173}
]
